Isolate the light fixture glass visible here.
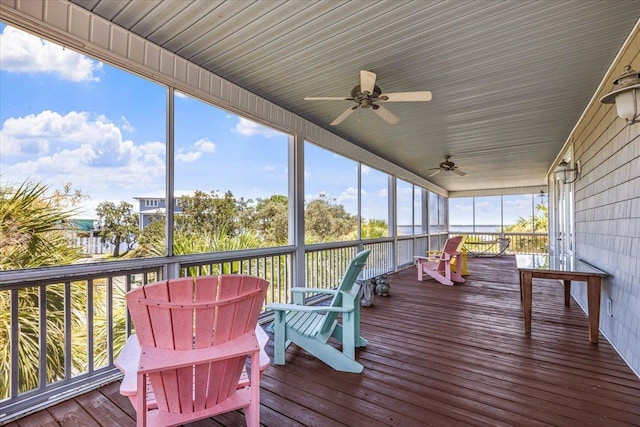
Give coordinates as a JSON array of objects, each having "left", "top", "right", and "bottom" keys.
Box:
[
  {"left": 614, "top": 89, "right": 639, "bottom": 122},
  {"left": 553, "top": 160, "right": 580, "bottom": 183},
  {"left": 600, "top": 65, "right": 640, "bottom": 125}
]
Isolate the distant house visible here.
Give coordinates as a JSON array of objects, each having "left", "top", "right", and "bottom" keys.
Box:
[
  {"left": 67, "top": 219, "right": 101, "bottom": 234},
  {"left": 65, "top": 219, "right": 104, "bottom": 254},
  {"left": 133, "top": 191, "right": 195, "bottom": 229}
]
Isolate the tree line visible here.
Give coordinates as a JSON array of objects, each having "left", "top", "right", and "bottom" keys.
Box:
[{"left": 97, "top": 190, "right": 387, "bottom": 258}]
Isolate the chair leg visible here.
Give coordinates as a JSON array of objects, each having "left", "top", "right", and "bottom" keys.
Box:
[
  {"left": 136, "top": 373, "right": 147, "bottom": 427},
  {"left": 244, "top": 351, "right": 261, "bottom": 427},
  {"left": 272, "top": 312, "right": 287, "bottom": 366}
]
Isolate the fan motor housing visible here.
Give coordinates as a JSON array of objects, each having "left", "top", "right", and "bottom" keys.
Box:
[
  {"left": 351, "top": 84, "right": 382, "bottom": 101},
  {"left": 441, "top": 160, "right": 455, "bottom": 169}
]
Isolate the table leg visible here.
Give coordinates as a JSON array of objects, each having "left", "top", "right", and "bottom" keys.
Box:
[
  {"left": 519, "top": 271, "right": 523, "bottom": 304},
  {"left": 522, "top": 271, "right": 533, "bottom": 334},
  {"left": 587, "top": 277, "right": 601, "bottom": 344},
  {"left": 564, "top": 280, "right": 571, "bottom": 306}
]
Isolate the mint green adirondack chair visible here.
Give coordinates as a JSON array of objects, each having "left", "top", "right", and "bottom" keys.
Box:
[{"left": 266, "top": 249, "right": 371, "bottom": 373}]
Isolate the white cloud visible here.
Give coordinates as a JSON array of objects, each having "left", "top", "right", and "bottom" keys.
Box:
[
  {"left": 176, "top": 151, "right": 202, "bottom": 162},
  {"left": 377, "top": 188, "right": 388, "bottom": 197},
  {"left": 194, "top": 138, "right": 216, "bottom": 153},
  {"left": 0, "top": 110, "right": 165, "bottom": 208},
  {"left": 233, "top": 117, "right": 280, "bottom": 137},
  {"left": 1, "top": 110, "right": 124, "bottom": 158},
  {"left": 120, "top": 116, "right": 134, "bottom": 133},
  {"left": 0, "top": 25, "right": 103, "bottom": 82},
  {"left": 337, "top": 187, "right": 358, "bottom": 203},
  {"left": 175, "top": 137, "right": 216, "bottom": 163},
  {"left": 361, "top": 164, "right": 371, "bottom": 175}
]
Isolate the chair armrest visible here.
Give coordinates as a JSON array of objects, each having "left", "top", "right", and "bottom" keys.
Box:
[
  {"left": 414, "top": 255, "right": 437, "bottom": 263},
  {"left": 291, "top": 287, "right": 338, "bottom": 295},
  {"left": 266, "top": 302, "right": 352, "bottom": 313},
  {"left": 114, "top": 334, "right": 140, "bottom": 396},
  {"left": 255, "top": 325, "right": 270, "bottom": 371}
]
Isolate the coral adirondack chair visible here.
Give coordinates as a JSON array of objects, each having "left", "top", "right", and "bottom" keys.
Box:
[
  {"left": 427, "top": 234, "right": 469, "bottom": 275},
  {"left": 414, "top": 236, "right": 465, "bottom": 286},
  {"left": 115, "top": 275, "right": 269, "bottom": 427},
  {"left": 266, "top": 249, "right": 370, "bottom": 373}
]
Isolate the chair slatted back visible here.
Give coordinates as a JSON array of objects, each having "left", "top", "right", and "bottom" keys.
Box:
[
  {"left": 316, "top": 249, "right": 370, "bottom": 338},
  {"left": 126, "top": 275, "right": 268, "bottom": 414},
  {"left": 437, "top": 236, "right": 463, "bottom": 273}
]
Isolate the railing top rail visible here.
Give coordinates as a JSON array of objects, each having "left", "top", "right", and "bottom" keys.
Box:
[
  {"left": 449, "top": 231, "right": 548, "bottom": 236},
  {"left": 0, "top": 246, "right": 296, "bottom": 288},
  {"left": 177, "top": 245, "right": 295, "bottom": 267},
  {"left": 0, "top": 258, "right": 166, "bottom": 288}
]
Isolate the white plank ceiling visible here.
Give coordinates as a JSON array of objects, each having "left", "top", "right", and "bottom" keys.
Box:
[{"left": 69, "top": 0, "right": 640, "bottom": 192}]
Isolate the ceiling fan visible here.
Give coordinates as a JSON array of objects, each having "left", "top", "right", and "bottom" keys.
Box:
[
  {"left": 429, "top": 156, "right": 467, "bottom": 177},
  {"left": 304, "top": 70, "right": 432, "bottom": 125}
]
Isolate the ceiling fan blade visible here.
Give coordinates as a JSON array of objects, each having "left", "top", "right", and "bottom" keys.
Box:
[
  {"left": 429, "top": 169, "right": 442, "bottom": 177},
  {"left": 380, "top": 91, "right": 432, "bottom": 102},
  {"left": 304, "top": 96, "right": 353, "bottom": 101},
  {"left": 360, "top": 70, "right": 376, "bottom": 94},
  {"left": 453, "top": 169, "right": 467, "bottom": 176},
  {"left": 331, "top": 105, "right": 358, "bottom": 125},
  {"left": 371, "top": 104, "right": 399, "bottom": 125}
]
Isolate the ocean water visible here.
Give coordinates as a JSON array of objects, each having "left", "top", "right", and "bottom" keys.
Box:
[
  {"left": 449, "top": 225, "right": 501, "bottom": 233},
  {"left": 397, "top": 225, "right": 502, "bottom": 234}
]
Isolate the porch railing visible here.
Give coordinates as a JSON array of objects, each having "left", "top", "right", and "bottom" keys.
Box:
[
  {"left": 449, "top": 232, "right": 549, "bottom": 255},
  {"left": 0, "top": 260, "right": 164, "bottom": 423},
  {"left": 0, "top": 239, "right": 399, "bottom": 423}
]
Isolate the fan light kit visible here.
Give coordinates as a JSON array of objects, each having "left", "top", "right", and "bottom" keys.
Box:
[{"left": 304, "top": 70, "right": 431, "bottom": 125}]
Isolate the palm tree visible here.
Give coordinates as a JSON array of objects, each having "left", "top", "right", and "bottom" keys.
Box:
[
  {"left": 0, "top": 181, "right": 84, "bottom": 269},
  {"left": 0, "top": 180, "right": 85, "bottom": 398}
]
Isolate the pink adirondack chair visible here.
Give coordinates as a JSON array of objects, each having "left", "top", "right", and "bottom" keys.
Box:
[
  {"left": 115, "top": 275, "right": 269, "bottom": 427},
  {"left": 414, "top": 236, "right": 466, "bottom": 286}
]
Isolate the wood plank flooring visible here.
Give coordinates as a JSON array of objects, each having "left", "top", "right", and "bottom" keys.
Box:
[{"left": 10, "top": 256, "right": 640, "bottom": 426}]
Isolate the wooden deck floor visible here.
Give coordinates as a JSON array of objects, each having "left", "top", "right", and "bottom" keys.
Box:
[{"left": 9, "top": 256, "right": 640, "bottom": 426}]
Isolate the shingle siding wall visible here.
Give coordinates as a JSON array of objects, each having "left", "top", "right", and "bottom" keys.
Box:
[{"left": 571, "top": 27, "right": 640, "bottom": 376}]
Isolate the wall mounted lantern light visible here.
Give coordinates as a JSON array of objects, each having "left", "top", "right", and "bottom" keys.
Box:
[
  {"left": 600, "top": 65, "right": 640, "bottom": 125},
  {"left": 554, "top": 159, "right": 580, "bottom": 184}
]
